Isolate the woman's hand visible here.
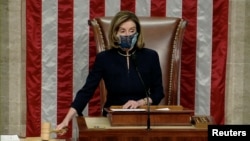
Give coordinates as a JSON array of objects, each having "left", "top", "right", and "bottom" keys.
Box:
[
  {"left": 55, "top": 107, "right": 77, "bottom": 136},
  {"left": 123, "top": 98, "right": 152, "bottom": 109},
  {"left": 55, "top": 122, "right": 68, "bottom": 136},
  {"left": 122, "top": 100, "right": 141, "bottom": 109}
]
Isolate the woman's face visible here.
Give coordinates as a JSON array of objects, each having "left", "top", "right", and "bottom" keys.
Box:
[{"left": 117, "top": 20, "right": 137, "bottom": 36}]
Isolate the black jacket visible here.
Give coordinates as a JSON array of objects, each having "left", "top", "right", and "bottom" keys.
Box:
[{"left": 71, "top": 47, "right": 164, "bottom": 116}]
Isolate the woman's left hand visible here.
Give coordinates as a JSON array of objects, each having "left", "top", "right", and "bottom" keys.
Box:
[{"left": 122, "top": 100, "right": 140, "bottom": 109}]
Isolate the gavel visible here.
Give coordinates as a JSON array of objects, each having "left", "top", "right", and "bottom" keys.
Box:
[
  {"left": 41, "top": 122, "right": 68, "bottom": 141},
  {"left": 41, "top": 122, "right": 51, "bottom": 140}
]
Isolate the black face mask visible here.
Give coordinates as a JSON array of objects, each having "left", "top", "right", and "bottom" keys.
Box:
[{"left": 118, "top": 33, "right": 138, "bottom": 49}]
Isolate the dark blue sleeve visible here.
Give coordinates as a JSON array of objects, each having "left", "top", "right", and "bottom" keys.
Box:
[
  {"left": 71, "top": 53, "right": 104, "bottom": 116},
  {"left": 148, "top": 51, "right": 165, "bottom": 104}
]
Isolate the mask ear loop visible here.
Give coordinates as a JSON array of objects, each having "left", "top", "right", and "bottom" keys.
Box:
[{"left": 117, "top": 34, "right": 121, "bottom": 44}]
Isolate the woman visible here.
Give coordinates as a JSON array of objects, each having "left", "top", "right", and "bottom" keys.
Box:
[{"left": 56, "top": 10, "right": 164, "bottom": 134}]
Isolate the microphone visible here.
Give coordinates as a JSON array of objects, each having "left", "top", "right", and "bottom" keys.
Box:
[{"left": 131, "top": 54, "right": 151, "bottom": 130}]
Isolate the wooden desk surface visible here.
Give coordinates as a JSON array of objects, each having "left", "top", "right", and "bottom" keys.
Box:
[
  {"left": 19, "top": 137, "right": 72, "bottom": 141},
  {"left": 77, "top": 116, "right": 208, "bottom": 141}
]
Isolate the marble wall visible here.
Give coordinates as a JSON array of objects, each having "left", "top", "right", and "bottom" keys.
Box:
[
  {"left": 225, "top": 0, "right": 250, "bottom": 123},
  {"left": 0, "top": 0, "right": 26, "bottom": 136},
  {"left": 0, "top": 0, "right": 250, "bottom": 136}
]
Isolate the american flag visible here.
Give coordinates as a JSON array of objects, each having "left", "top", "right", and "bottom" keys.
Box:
[{"left": 26, "top": 0, "right": 228, "bottom": 138}]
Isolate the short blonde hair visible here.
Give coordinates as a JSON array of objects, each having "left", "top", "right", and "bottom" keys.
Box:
[{"left": 108, "top": 11, "right": 145, "bottom": 49}]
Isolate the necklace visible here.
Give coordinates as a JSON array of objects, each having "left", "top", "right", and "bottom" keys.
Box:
[{"left": 117, "top": 50, "right": 136, "bottom": 57}]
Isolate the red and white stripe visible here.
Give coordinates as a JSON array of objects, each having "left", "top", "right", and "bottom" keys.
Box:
[{"left": 26, "top": 0, "right": 228, "bottom": 138}]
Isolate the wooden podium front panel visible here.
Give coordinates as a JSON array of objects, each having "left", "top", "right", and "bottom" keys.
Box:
[
  {"left": 77, "top": 117, "right": 208, "bottom": 141},
  {"left": 107, "top": 111, "right": 193, "bottom": 126},
  {"left": 105, "top": 106, "right": 194, "bottom": 126}
]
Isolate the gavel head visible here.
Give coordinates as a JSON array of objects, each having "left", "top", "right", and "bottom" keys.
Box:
[{"left": 41, "top": 122, "right": 51, "bottom": 140}]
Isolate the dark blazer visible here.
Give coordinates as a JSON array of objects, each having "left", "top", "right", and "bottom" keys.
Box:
[{"left": 71, "top": 47, "right": 164, "bottom": 116}]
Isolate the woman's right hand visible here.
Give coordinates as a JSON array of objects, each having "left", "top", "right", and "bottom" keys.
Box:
[
  {"left": 55, "top": 107, "right": 77, "bottom": 135},
  {"left": 56, "top": 121, "right": 68, "bottom": 135}
]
